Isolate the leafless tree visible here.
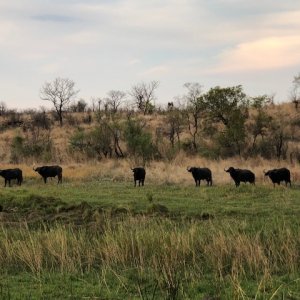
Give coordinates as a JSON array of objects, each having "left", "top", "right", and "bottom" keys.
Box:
[
  {"left": 130, "top": 81, "right": 159, "bottom": 114},
  {"left": 40, "top": 77, "right": 79, "bottom": 126},
  {"left": 90, "top": 97, "right": 102, "bottom": 112},
  {"left": 104, "top": 90, "right": 126, "bottom": 114}
]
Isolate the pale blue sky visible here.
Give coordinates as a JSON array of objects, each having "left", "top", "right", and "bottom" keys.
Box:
[{"left": 0, "top": 0, "right": 300, "bottom": 109}]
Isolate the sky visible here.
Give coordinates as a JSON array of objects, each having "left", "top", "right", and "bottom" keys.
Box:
[{"left": 1, "top": 0, "right": 300, "bottom": 109}]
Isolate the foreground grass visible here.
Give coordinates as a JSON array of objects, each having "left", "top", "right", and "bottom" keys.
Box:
[{"left": 0, "top": 181, "right": 299, "bottom": 299}]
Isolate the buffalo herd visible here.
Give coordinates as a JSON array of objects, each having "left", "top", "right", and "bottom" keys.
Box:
[{"left": 0, "top": 165, "right": 294, "bottom": 188}]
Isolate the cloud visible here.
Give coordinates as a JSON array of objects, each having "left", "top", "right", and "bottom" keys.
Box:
[
  {"left": 0, "top": 0, "right": 300, "bottom": 108},
  {"left": 212, "top": 35, "right": 300, "bottom": 73}
]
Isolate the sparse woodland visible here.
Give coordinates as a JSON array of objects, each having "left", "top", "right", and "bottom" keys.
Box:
[{"left": 0, "top": 80, "right": 300, "bottom": 167}]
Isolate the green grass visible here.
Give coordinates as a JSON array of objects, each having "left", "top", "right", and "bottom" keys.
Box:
[
  {"left": 0, "top": 180, "right": 299, "bottom": 299},
  {"left": 1, "top": 180, "right": 299, "bottom": 218},
  {"left": 0, "top": 179, "right": 299, "bottom": 222}
]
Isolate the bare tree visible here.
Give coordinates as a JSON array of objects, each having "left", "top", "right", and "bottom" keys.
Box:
[
  {"left": 40, "top": 77, "right": 79, "bottom": 126},
  {"left": 291, "top": 73, "right": 300, "bottom": 109},
  {"left": 130, "top": 81, "right": 159, "bottom": 114},
  {"left": 90, "top": 97, "right": 101, "bottom": 112},
  {"left": 105, "top": 90, "right": 126, "bottom": 114}
]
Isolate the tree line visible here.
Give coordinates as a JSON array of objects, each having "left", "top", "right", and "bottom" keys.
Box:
[{"left": 0, "top": 75, "right": 299, "bottom": 164}]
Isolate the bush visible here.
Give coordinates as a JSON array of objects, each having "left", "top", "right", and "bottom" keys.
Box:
[
  {"left": 124, "top": 119, "right": 159, "bottom": 163},
  {"left": 10, "top": 133, "right": 53, "bottom": 163}
]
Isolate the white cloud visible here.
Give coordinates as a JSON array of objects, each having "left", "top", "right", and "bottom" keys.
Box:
[{"left": 213, "top": 36, "right": 300, "bottom": 73}]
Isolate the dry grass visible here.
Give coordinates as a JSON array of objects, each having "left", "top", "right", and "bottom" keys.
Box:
[
  {"left": 0, "top": 216, "right": 298, "bottom": 294},
  {"left": 0, "top": 155, "right": 299, "bottom": 186}
]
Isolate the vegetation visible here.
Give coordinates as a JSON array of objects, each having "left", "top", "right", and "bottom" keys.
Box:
[
  {"left": 1, "top": 79, "right": 299, "bottom": 165},
  {"left": 0, "top": 77, "right": 299, "bottom": 299},
  {"left": 0, "top": 181, "right": 299, "bottom": 299}
]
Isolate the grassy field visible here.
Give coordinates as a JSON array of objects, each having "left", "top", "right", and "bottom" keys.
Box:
[{"left": 0, "top": 178, "right": 299, "bottom": 299}]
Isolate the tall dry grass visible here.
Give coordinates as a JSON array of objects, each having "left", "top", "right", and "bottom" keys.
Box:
[
  {"left": 0, "top": 216, "right": 298, "bottom": 290},
  {"left": 1, "top": 155, "right": 299, "bottom": 185}
]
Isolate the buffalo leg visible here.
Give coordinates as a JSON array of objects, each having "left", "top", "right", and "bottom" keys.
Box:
[
  {"left": 4, "top": 179, "right": 7, "bottom": 187},
  {"left": 43, "top": 177, "right": 47, "bottom": 184}
]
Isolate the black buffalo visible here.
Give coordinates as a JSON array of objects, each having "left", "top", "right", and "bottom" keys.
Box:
[
  {"left": 131, "top": 167, "right": 146, "bottom": 187},
  {"left": 0, "top": 168, "right": 23, "bottom": 187},
  {"left": 33, "top": 165, "right": 63, "bottom": 184},
  {"left": 264, "top": 168, "right": 291, "bottom": 187},
  {"left": 225, "top": 167, "right": 255, "bottom": 187},
  {"left": 187, "top": 167, "right": 212, "bottom": 187}
]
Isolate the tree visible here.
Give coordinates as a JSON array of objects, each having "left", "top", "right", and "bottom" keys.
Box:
[
  {"left": 166, "top": 107, "right": 184, "bottom": 148},
  {"left": 203, "top": 86, "right": 249, "bottom": 157},
  {"left": 124, "top": 119, "right": 157, "bottom": 163},
  {"left": 203, "top": 85, "right": 249, "bottom": 126},
  {"left": 183, "top": 83, "right": 205, "bottom": 151},
  {"left": 69, "top": 99, "right": 88, "bottom": 113},
  {"left": 76, "top": 99, "right": 88, "bottom": 112},
  {"left": 0, "top": 101, "right": 6, "bottom": 116},
  {"left": 130, "top": 81, "right": 159, "bottom": 114},
  {"left": 70, "top": 126, "right": 113, "bottom": 160},
  {"left": 105, "top": 90, "right": 126, "bottom": 114},
  {"left": 248, "top": 95, "right": 272, "bottom": 155},
  {"left": 40, "top": 77, "right": 79, "bottom": 126},
  {"left": 290, "top": 73, "right": 300, "bottom": 109}
]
